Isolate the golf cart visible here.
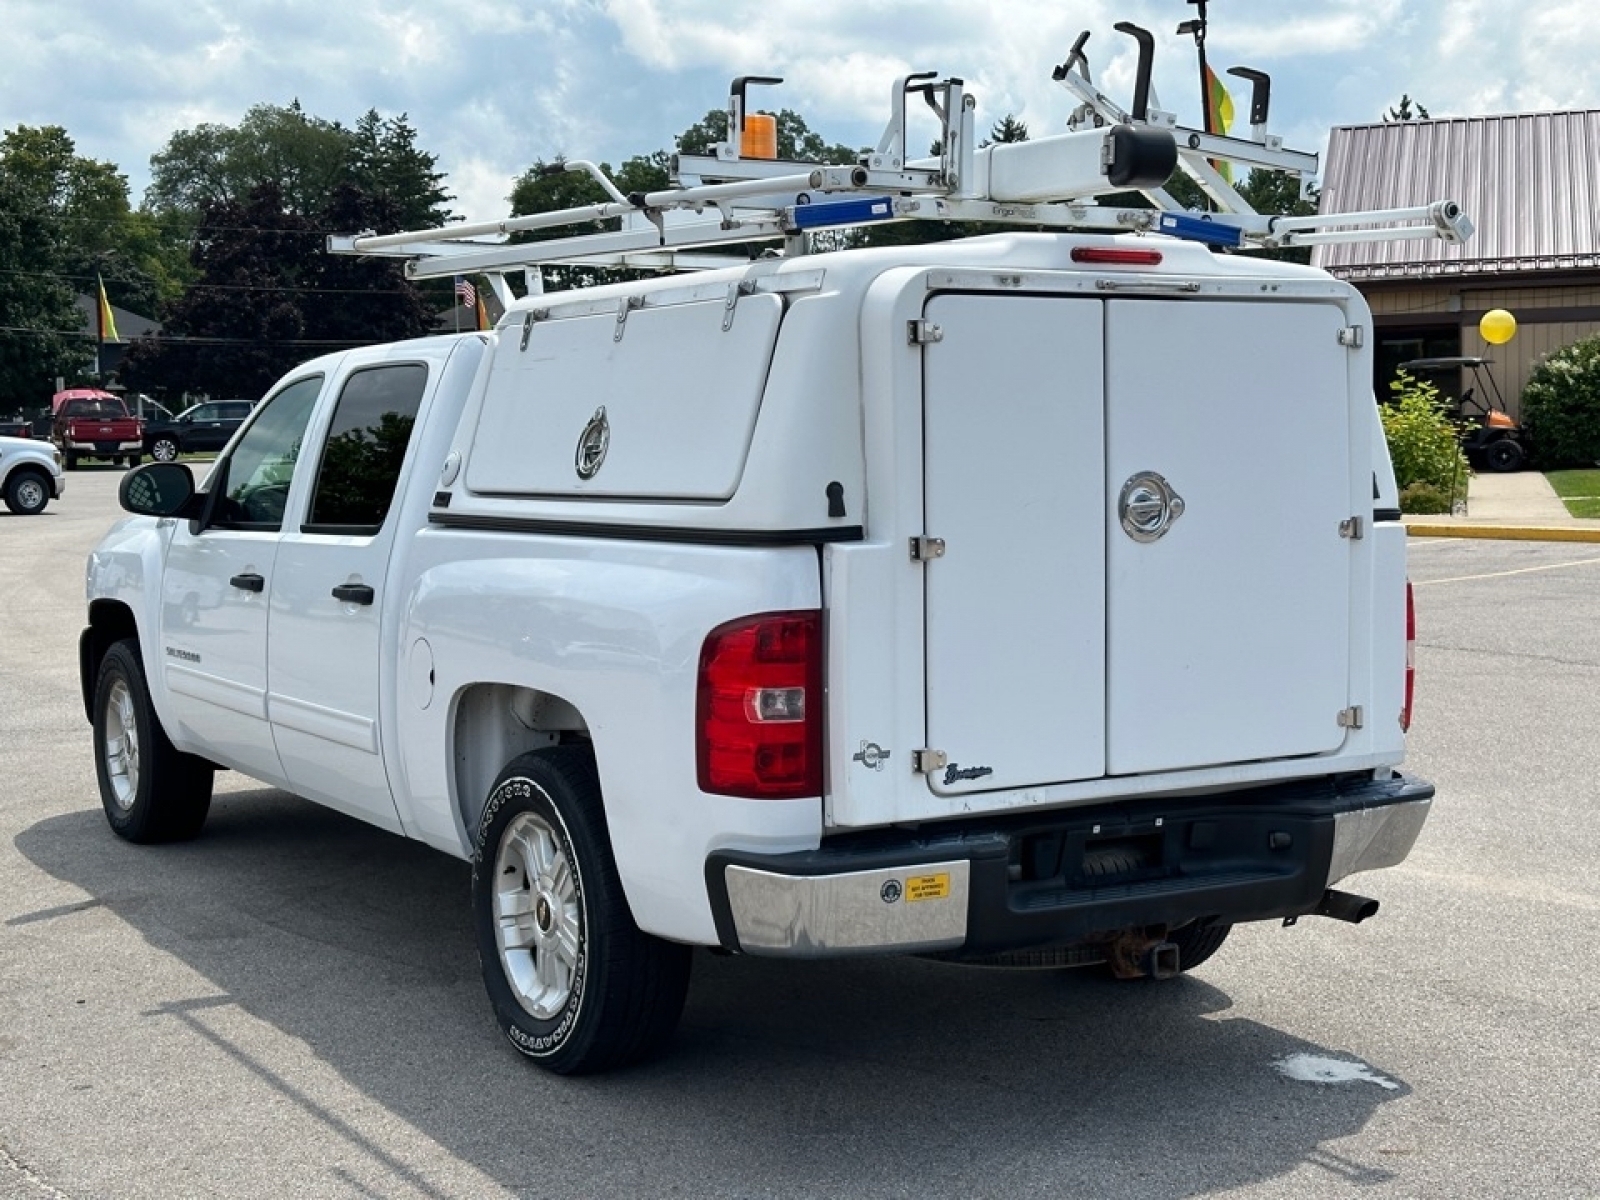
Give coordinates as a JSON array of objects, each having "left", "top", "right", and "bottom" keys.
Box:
[{"left": 1400, "top": 356, "right": 1527, "bottom": 472}]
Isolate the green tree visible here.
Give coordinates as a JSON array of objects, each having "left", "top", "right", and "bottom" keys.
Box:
[
  {"left": 121, "top": 180, "right": 433, "bottom": 401},
  {"left": 0, "top": 168, "right": 85, "bottom": 405},
  {"left": 1520, "top": 333, "right": 1600, "bottom": 466},
  {"left": 147, "top": 102, "right": 350, "bottom": 217},
  {"left": 147, "top": 101, "right": 454, "bottom": 228},
  {"left": 122, "top": 184, "right": 316, "bottom": 399},
  {"left": 984, "top": 115, "right": 1030, "bottom": 146},
  {"left": 348, "top": 110, "right": 455, "bottom": 230}
]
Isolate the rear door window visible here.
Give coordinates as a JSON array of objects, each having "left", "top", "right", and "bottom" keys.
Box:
[{"left": 303, "top": 364, "right": 427, "bottom": 535}]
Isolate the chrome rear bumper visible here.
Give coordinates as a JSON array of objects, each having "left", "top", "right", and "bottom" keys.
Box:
[{"left": 708, "top": 774, "right": 1434, "bottom": 958}]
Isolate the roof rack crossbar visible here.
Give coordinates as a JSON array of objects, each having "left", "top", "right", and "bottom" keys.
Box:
[{"left": 329, "top": 18, "right": 1475, "bottom": 283}]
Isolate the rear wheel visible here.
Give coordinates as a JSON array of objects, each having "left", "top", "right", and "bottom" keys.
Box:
[
  {"left": 63, "top": 451, "right": 78, "bottom": 471},
  {"left": 1484, "top": 438, "right": 1525, "bottom": 472},
  {"left": 4, "top": 469, "right": 50, "bottom": 515},
  {"left": 472, "top": 746, "right": 692, "bottom": 1074},
  {"left": 1165, "top": 920, "right": 1232, "bottom": 972},
  {"left": 150, "top": 437, "right": 180, "bottom": 463},
  {"left": 93, "top": 638, "right": 213, "bottom": 842}
]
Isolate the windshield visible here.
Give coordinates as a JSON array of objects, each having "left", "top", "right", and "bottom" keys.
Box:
[{"left": 62, "top": 399, "right": 127, "bottom": 418}]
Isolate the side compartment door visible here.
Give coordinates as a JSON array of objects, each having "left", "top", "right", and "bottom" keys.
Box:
[
  {"left": 158, "top": 375, "right": 325, "bottom": 782},
  {"left": 922, "top": 293, "right": 1107, "bottom": 794},
  {"left": 266, "top": 362, "right": 428, "bottom": 832}
]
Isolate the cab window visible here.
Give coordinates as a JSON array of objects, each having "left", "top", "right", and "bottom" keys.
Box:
[
  {"left": 303, "top": 364, "right": 427, "bottom": 534},
  {"left": 212, "top": 376, "right": 323, "bottom": 530}
]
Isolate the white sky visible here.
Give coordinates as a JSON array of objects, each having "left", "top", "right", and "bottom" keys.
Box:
[{"left": 7, "top": 0, "right": 1600, "bottom": 225}]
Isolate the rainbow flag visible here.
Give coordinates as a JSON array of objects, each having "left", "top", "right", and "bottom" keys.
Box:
[{"left": 1204, "top": 64, "right": 1235, "bottom": 182}]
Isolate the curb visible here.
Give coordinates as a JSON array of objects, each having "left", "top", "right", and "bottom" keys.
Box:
[{"left": 1405, "top": 523, "right": 1600, "bottom": 543}]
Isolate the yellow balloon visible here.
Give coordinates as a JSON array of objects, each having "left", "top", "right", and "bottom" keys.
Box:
[{"left": 1480, "top": 308, "right": 1517, "bottom": 345}]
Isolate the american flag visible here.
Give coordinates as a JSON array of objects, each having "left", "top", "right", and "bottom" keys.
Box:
[{"left": 454, "top": 276, "right": 476, "bottom": 307}]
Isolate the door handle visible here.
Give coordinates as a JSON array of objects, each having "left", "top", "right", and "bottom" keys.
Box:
[
  {"left": 331, "top": 582, "right": 375, "bottom": 605},
  {"left": 229, "top": 573, "right": 265, "bottom": 593}
]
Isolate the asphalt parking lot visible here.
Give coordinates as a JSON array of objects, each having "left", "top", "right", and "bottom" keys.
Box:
[{"left": 2, "top": 472, "right": 1598, "bottom": 1198}]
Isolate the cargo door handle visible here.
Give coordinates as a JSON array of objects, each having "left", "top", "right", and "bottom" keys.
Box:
[
  {"left": 229, "top": 573, "right": 265, "bottom": 593},
  {"left": 331, "top": 583, "right": 375, "bottom": 605}
]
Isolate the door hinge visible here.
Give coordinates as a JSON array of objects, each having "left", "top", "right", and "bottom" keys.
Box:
[
  {"left": 1339, "top": 516, "right": 1364, "bottom": 540},
  {"left": 908, "top": 319, "right": 944, "bottom": 345},
  {"left": 1337, "top": 706, "right": 1365, "bottom": 730},
  {"left": 910, "top": 535, "right": 946, "bottom": 562},
  {"left": 723, "top": 280, "right": 756, "bottom": 331},
  {"left": 912, "top": 748, "right": 949, "bottom": 774},
  {"left": 1337, "top": 325, "right": 1365, "bottom": 348}
]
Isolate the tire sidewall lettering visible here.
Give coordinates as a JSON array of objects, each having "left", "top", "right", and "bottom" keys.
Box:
[{"left": 477, "top": 771, "right": 590, "bottom": 1060}]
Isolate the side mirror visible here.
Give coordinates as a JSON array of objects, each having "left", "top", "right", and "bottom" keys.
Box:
[{"left": 120, "top": 462, "right": 201, "bottom": 518}]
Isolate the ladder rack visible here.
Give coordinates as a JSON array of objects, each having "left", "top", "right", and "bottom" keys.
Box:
[{"left": 329, "top": 17, "right": 1473, "bottom": 296}]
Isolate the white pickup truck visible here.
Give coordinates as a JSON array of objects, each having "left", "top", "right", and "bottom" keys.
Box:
[
  {"left": 1, "top": 434, "right": 65, "bottom": 515},
  {"left": 81, "top": 230, "right": 1433, "bottom": 1073}
]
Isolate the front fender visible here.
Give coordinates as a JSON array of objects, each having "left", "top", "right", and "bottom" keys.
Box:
[{"left": 83, "top": 516, "right": 175, "bottom": 719}]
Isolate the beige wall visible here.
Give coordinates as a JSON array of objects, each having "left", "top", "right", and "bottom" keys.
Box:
[{"left": 1362, "top": 280, "right": 1600, "bottom": 419}]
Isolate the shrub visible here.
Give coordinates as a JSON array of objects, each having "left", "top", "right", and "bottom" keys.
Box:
[
  {"left": 1520, "top": 334, "right": 1600, "bottom": 466},
  {"left": 1383, "top": 371, "right": 1468, "bottom": 510},
  {"left": 1397, "top": 481, "right": 1453, "bottom": 514}
]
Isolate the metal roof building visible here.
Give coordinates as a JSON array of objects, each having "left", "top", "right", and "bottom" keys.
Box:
[{"left": 1313, "top": 111, "right": 1600, "bottom": 416}]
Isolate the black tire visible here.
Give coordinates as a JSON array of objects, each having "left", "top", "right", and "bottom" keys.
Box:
[
  {"left": 92, "top": 638, "right": 213, "bottom": 843},
  {"left": 63, "top": 451, "right": 78, "bottom": 471},
  {"left": 126, "top": 452, "right": 142, "bottom": 468},
  {"left": 1484, "top": 438, "right": 1525, "bottom": 473},
  {"left": 4, "top": 469, "right": 50, "bottom": 515},
  {"left": 150, "top": 437, "right": 180, "bottom": 463},
  {"left": 1166, "top": 920, "right": 1232, "bottom": 972},
  {"left": 472, "top": 746, "right": 692, "bottom": 1074}
]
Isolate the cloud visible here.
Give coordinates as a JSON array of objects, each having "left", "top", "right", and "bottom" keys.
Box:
[{"left": 9, "top": 0, "right": 1600, "bottom": 227}]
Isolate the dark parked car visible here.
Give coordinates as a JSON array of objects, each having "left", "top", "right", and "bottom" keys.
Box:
[{"left": 143, "top": 399, "right": 255, "bottom": 462}]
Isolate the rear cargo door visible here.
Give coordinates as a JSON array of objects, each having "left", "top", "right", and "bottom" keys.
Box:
[
  {"left": 1103, "top": 299, "right": 1352, "bottom": 774},
  {"left": 922, "top": 293, "right": 1107, "bottom": 792}
]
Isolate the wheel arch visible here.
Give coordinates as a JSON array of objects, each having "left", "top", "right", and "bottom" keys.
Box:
[
  {"left": 80, "top": 599, "right": 139, "bottom": 722},
  {"left": 451, "top": 682, "right": 592, "bottom": 848},
  {"left": 4, "top": 461, "right": 51, "bottom": 489}
]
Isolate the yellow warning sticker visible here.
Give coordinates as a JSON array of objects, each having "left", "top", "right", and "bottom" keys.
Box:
[{"left": 905, "top": 873, "right": 951, "bottom": 902}]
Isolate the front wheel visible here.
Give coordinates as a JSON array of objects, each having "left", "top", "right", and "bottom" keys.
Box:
[
  {"left": 93, "top": 638, "right": 214, "bottom": 842},
  {"left": 4, "top": 470, "right": 50, "bottom": 515},
  {"left": 472, "top": 747, "right": 692, "bottom": 1074},
  {"left": 150, "top": 437, "right": 180, "bottom": 463}
]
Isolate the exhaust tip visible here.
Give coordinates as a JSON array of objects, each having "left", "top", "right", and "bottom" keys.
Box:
[{"left": 1315, "top": 888, "right": 1381, "bottom": 924}]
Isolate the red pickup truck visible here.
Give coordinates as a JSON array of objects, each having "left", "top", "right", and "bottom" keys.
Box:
[{"left": 51, "top": 389, "right": 143, "bottom": 469}]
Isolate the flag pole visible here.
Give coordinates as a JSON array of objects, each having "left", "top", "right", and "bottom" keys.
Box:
[
  {"left": 96, "top": 273, "right": 106, "bottom": 380},
  {"left": 1186, "top": 0, "right": 1211, "bottom": 135}
]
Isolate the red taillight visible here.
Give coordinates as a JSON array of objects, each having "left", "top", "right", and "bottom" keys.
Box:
[
  {"left": 1070, "top": 246, "right": 1164, "bottom": 266},
  {"left": 1401, "top": 580, "right": 1416, "bottom": 732},
  {"left": 697, "top": 611, "right": 823, "bottom": 799}
]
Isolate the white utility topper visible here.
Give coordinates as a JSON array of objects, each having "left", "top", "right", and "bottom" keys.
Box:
[{"left": 86, "top": 19, "right": 1449, "bottom": 1075}]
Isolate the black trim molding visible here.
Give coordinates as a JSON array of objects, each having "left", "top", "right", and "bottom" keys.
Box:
[{"left": 429, "top": 510, "right": 865, "bottom": 546}]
